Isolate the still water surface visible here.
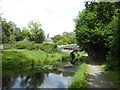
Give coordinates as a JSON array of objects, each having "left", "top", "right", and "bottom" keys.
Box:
[{"left": 2, "top": 69, "right": 74, "bottom": 88}]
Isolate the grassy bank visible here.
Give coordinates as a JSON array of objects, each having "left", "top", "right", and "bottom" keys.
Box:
[
  {"left": 69, "top": 50, "right": 88, "bottom": 88},
  {"left": 101, "top": 64, "right": 120, "bottom": 88},
  {"left": 105, "top": 71, "right": 120, "bottom": 88},
  {"left": 2, "top": 49, "right": 69, "bottom": 67},
  {"left": 69, "top": 63, "right": 87, "bottom": 88}
]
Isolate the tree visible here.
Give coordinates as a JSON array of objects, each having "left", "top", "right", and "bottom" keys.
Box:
[
  {"left": 27, "top": 21, "right": 45, "bottom": 43},
  {"left": 74, "top": 2, "right": 117, "bottom": 60},
  {"left": 1, "top": 18, "right": 10, "bottom": 43},
  {"left": 51, "top": 32, "right": 76, "bottom": 45},
  {"left": 1, "top": 17, "right": 22, "bottom": 43},
  {"left": 51, "top": 35, "right": 63, "bottom": 43},
  {"left": 21, "top": 27, "right": 32, "bottom": 40},
  {"left": 14, "top": 27, "right": 23, "bottom": 41},
  {"left": 62, "top": 32, "right": 76, "bottom": 44},
  {"left": 21, "top": 21, "right": 45, "bottom": 43},
  {"left": 107, "top": 13, "right": 120, "bottom": 71}
]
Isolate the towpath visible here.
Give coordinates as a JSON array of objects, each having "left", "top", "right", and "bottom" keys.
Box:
[{"left": 86, "top": 58, "right": 114, "bottom": 88}]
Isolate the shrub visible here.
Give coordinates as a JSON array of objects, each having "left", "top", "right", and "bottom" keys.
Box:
[
  {"left": 14, "top": 41, "right": 37, "bottom": 50},
  {"left": 70, "top": 50, "right": 88, "bottom": 65},
  {"left": 69, "top": 63, "right": 87, "bottom": 88},
  {"left": 39, "top": 42, "right": 60, "bottom": 53},
  {"left": 3, "top": 44, "right": 15, "bottom": 50},
  {"left": 2, "top": 49, "right": 70, "bottom": 67}
]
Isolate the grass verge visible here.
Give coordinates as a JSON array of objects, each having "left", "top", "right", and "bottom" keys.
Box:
[
  {"left": 101, "top": 64, "right": 120, "bottom": 88},
  {"left": 104, "top": 68, "right": 120, "bottom": 88},
  {"left": 2, "top": 49, "right": 69, "bottom": 67},
  {"left": 105, "top": 71, "right": 120, "bottom": 88},
  {"left": 69, "top": 63, "right": 87, "bottom": 88}
]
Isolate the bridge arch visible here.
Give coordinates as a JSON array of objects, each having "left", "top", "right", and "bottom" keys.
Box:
[
  {"left": 58, "top": 44, "right": 79, "bottom": 54},
  {"left": 58, "top": 44, "right": 80, "bottom": 65}
]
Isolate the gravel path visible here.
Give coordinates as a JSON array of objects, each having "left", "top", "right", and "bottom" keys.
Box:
[{"left": 86, "top": 58, "right": 113, "bottom": 88}]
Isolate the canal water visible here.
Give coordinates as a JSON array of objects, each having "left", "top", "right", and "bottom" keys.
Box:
[{"left": 2, "top": 67, "right": 74, "bottom": 88}]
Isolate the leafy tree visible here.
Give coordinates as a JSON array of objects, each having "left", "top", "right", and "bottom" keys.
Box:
[
  {"left": 21, "top": 27, "right": 32, "bottom": 40},
  {"left": 2, "top": 18, "right": 10, "bottom": 43},
  {"left": 1, "top": 17, "right": 22, "bottom": 43},
  {"left": 0, "top": 17, "right": 2, "bottom": 44},
  {"left": 9, "top": 21, "right": 17, "bottom": 42},
  {"left": 14, "top": 27, "right": 23, "bottom": 41},
  {"left": 51, "top": 32, "right": 76, "bottom": 45},
  {"left": 107, "top": 13, "right": 120, "bottom": 71},
  {"left": 51, "top": 35, "right": 63, "bottom": 43},
  {"left": 74, "top": 2, "right": 117, "bottom": 60},
  {"left": 62, "top": 32, "right": 76, "bottom": 44},
  {"left": 27, "top": 21, "right": 45, "bottom": 43}
]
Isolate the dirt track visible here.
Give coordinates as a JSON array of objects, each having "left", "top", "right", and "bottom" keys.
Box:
[{"left": 86, "top": 58, "right": 113, "bottom": 88}]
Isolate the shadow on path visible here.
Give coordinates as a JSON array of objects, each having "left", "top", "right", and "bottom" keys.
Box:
[
  {"left": 86, "top": 58, "right": 114, "bottom": 88},
  {"left": 87, "top": 72, "right": 113, "bottom": 88}
]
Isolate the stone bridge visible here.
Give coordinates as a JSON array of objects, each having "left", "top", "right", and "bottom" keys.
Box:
[{"left": 57, "top": 44, "right": 79, "bottom": 54}]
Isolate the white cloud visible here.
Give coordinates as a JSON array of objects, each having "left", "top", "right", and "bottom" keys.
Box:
[{"left": 0, "top": 0, "right": 85, "bottom": 37}]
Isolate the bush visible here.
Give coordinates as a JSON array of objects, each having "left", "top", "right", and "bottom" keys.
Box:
[
  {"left": 2, "top": 49, "right": 70, "bottom": 67},
  {"left": 69, "top": 63, "right": 87, "bottom": 88},
  {"left": 70, "top": 50, "right": 88, "bottom": 65},
  {"left": 3, "top": 41, "right": 65, "bottom": 54},
  {"left": 3, "top": 44, "right": 15, "bottom": 50},
  {"left": 14, "top": 41, "right": 37, "bottom": 50},
  {"left": 39, "top": 42, "right": 60, "bottom": 53}
]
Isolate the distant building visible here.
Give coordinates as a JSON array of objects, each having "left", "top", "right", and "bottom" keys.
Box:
[
  {"left": 45, "top": 34, "right": 54, "bottom": 43},
  {"left": 23, "top": 38, "right": 28, "bottom": 41},
  {"left": 45, "top": 38, "right": 54, "bottom": 43}
]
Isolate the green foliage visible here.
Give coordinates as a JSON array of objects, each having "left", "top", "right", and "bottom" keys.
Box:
[
  {"left": 1, "top": 17, "right": 23, "bottom": 43},
  {"left": 51, "top": 32, "right": 76, "bottom": 45},
  {"left": 2, "top": 49, "right": 69, "bottom": 67},
  {"left": 38, "top": 42, "right": 61, "bottom": 53},
  {"left": 1, "top": 17, "right": 45, "bottom": 44},
  {"left": 3, "top": 44, "right": 15, "bottom": 50},
  {"left": 3, "top": 41, "right": 68, "bottom": 55},
  {"left": 2, "top": 50, "right": 31, "bottom": 66},
  {"left": 2, "top": 41, "right": 69, "bottom": 67},
  {"left": 74, "top": 2, "right": 118, "bottom": 60},
  {"left": 14, "top": 41, "right": 36, "bottom": 50},
  {"left": 69, "top": 63, "right": 87, "bottom": 88},
  {"left": 106, "top": 13, "right": 120, "bottom": 71},
  {"left": 22, "top": 20, "right": 45, "bottom": 43},
  {"left": 70, "top": 50, "right": 88, "bottom": 65},
  {"left": 106, "top": 71, "right": 120, "bottom": 88},
  {"left": 51, "top": 35, "right": 63, "bottom": 43},
  {"left": 21, "top": 27, "right": 31, "bottom": 40},
  {"left": 62, "top": 32, "right": 77, "bottom": 44}
]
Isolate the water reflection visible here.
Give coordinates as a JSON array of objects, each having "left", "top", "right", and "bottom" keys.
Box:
[
  {"left": 19, "top": 72, "right": 44, "bottom": 88},
  {"left": 40, "top": 73, "right": 72, "bottom": 88},
  {"left": 2, "top": 69, "right": 73, "bottom": 88}
]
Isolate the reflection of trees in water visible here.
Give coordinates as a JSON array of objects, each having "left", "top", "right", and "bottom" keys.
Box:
[
  {"left": 20, "top": 72, "right": 45, "bottom": 88},
  {"left": 52, "top": 71, "right": 74, "bottom": 77},
  {"left": 2, "top": 68, "right": 74, "bottom": 88},
  {"left": 2, "top": 73, "right": 17, "bottom": 88},
  {"left": 3, "top": 71, "right": 45, "bottom": 88},
  {"left": 62, "top": 72, "right": 74, "bottom": 77}
]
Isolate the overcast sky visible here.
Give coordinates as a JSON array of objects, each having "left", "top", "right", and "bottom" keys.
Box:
[{"left": 0, "top": 0, "right": 85, "bottom": 37}]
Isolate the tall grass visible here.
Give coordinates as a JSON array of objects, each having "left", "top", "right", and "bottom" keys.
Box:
[
  {"left": 105, "top": 71, "right": 120, "bottom": 88},
  {"left": 69, "top": 63, "right": 87, "bottom": 88},
  {"left": 102, "top": 64, "right": 120, "bottom": 88},
  {"left": 2, "top": 49, "right": 69, "bottom": 67}
]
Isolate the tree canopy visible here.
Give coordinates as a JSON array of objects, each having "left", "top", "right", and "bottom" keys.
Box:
[
  {"left": 51, "top": 32, "right": 76, "bottom": 45},
  {"left": 1, "top": 17, "right": 45, "bottom": 44},
  {"left": 22, "top": 21, "right": 45, "bottom": 43},
  {"left": 74, "top": 2, "right": 118, "bottom": 59},
  {"left": 1, "top": 17, "right": 23, "bottom": 43}
]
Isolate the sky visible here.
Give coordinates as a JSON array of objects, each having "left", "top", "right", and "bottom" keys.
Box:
[{"left": 0, "top": 0, "right": 86, "bottom": 37}]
